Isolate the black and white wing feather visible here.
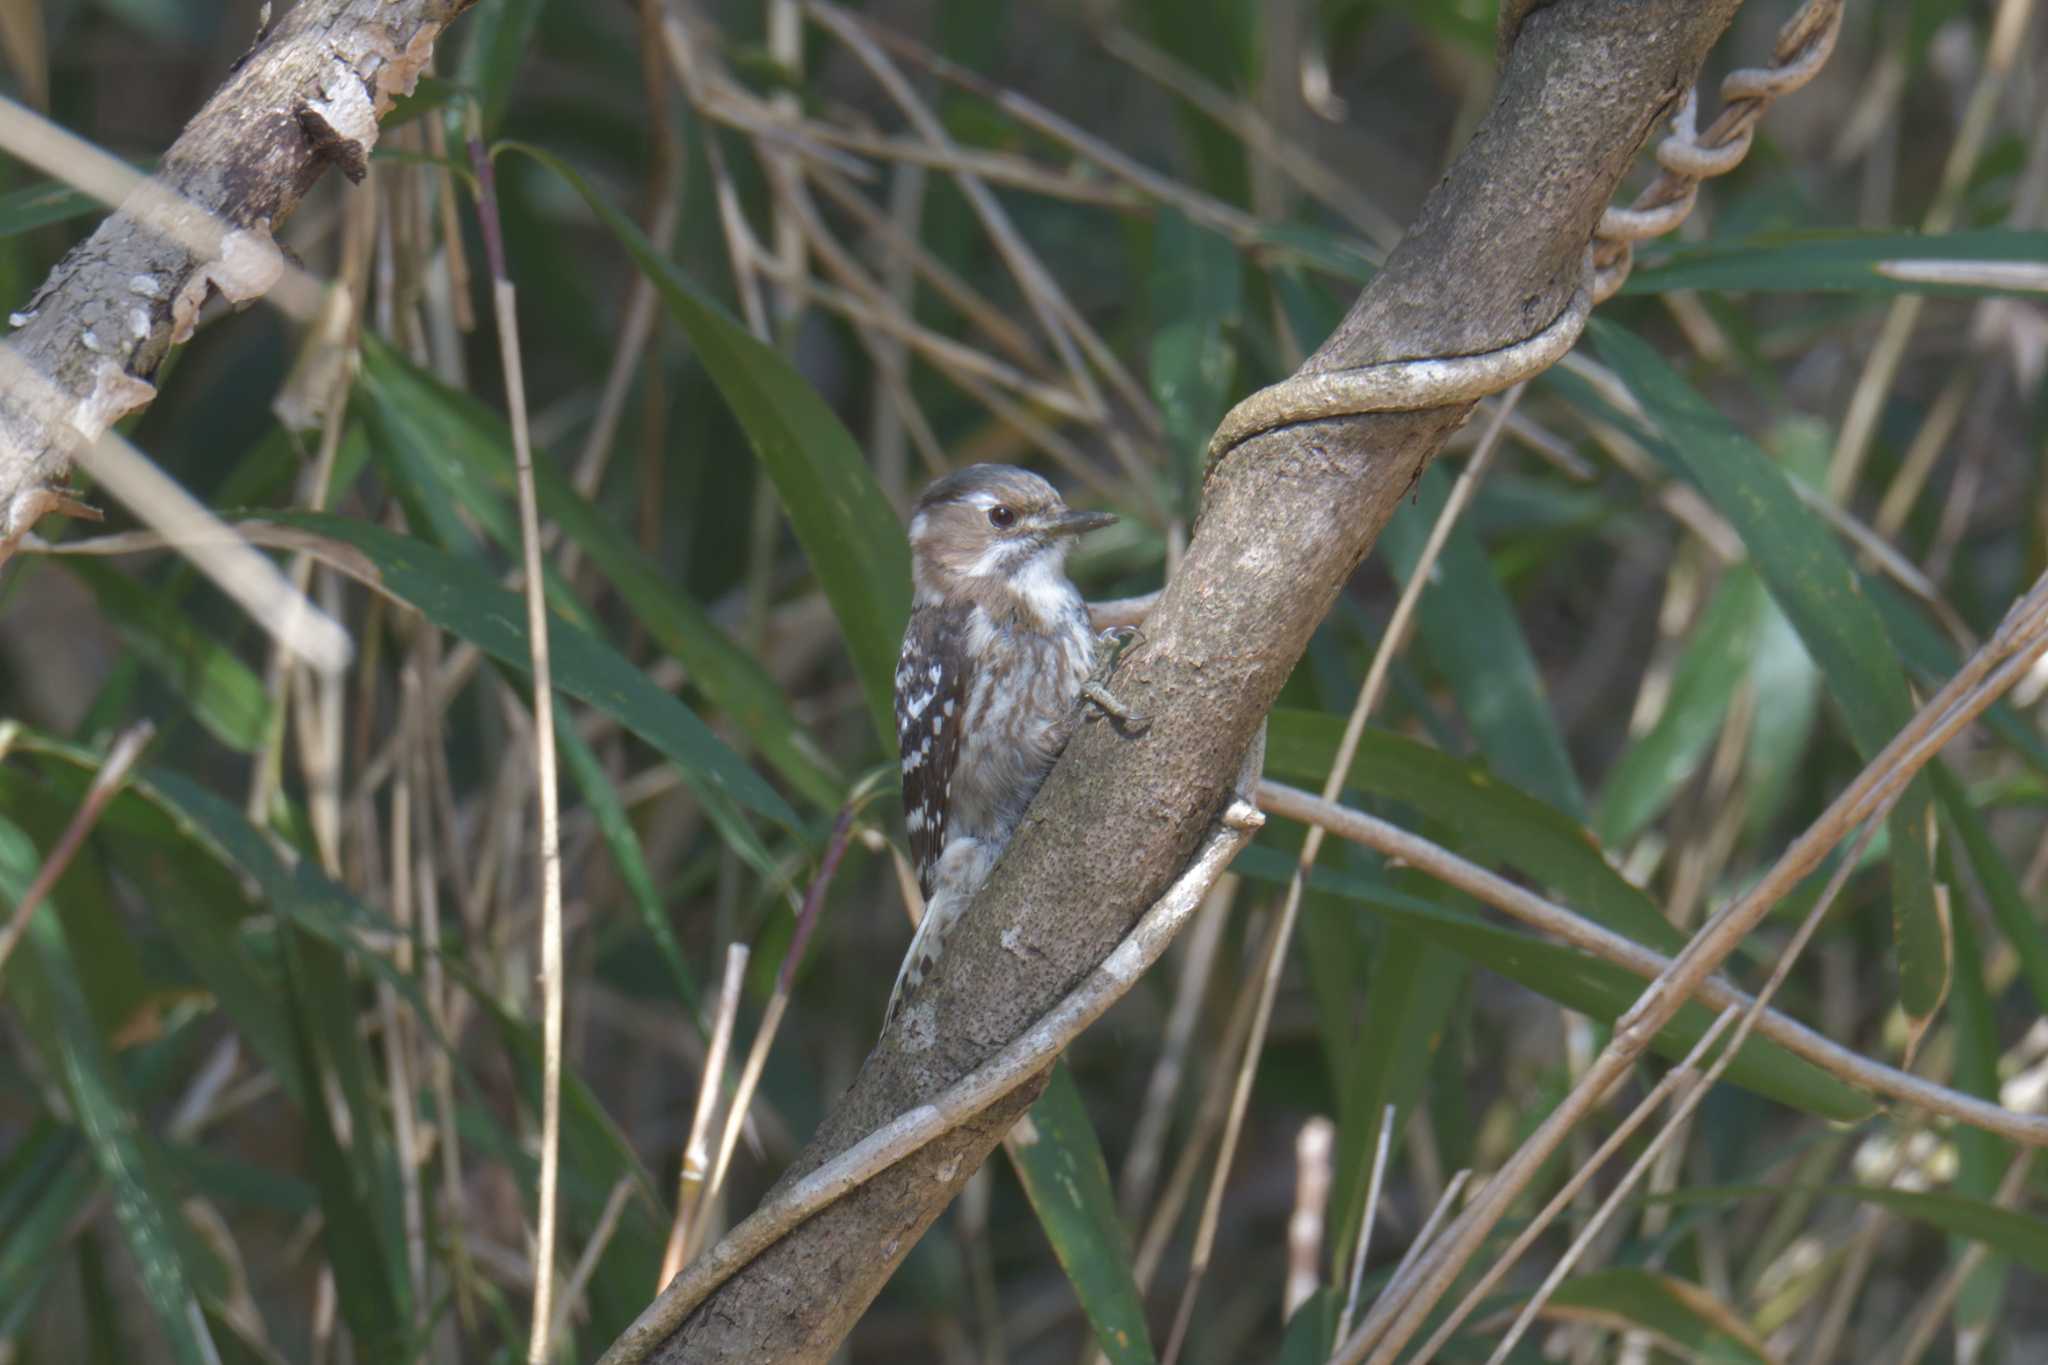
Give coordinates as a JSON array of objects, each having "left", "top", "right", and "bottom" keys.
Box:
[{"left": 896, "top": 605, "right": 968, "bottom": 899}]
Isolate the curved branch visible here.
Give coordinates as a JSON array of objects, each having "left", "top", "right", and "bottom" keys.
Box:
[
  {"left": 0, "top": 0, "right": 478, "bottom": 557},
  {"left": 601, "top": 797, "right": 1263, "bottom": 1364},
  {"left": 626, "top": 2, "right": 1744, "bottom": 1360}
]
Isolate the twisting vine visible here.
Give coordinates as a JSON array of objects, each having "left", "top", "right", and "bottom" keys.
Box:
[{"left": 1208, "top": 0, "right": 1846, "bottom": 463}]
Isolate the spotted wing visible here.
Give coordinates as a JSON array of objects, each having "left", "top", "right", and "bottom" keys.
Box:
[{"left": 896, "top": 606, "right": 969, "bottom": 900}]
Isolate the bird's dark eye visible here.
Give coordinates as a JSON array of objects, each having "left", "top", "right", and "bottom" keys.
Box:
[{"left": 987, "top": 505, "right": 1016, "bottom": 529}]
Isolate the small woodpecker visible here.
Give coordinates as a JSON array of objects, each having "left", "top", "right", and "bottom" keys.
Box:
[{"left": 888, "top": 463, "right": 1130, "bottom": 1022}]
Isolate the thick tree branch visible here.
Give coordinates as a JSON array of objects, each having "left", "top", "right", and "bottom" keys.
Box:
[
  {"left": 629, "top": 2, "right": 1744, "bottom": 1359},
  {"left": 0, "top": 0, "right": 477, "bottom": 557}
]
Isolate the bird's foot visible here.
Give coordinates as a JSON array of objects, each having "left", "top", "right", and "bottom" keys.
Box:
[{"left": 1081, "top": 628, "right": 1149, "bottom": 733}]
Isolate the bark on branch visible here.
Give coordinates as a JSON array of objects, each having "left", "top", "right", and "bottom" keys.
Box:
[
  {"left": 627, "top": 1, "right": 1744, "bottom": 1359},
  {"left": 0, "top": 0, "right": 477, "bottom": 557}
]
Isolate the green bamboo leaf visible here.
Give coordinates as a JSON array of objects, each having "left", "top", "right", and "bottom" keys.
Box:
[
  {"left": 358, "top": 338, "right": 842, "bottom": 808},
  {"left": 502, "top": 142, "right": 913, "bottom": 748},
  {"left": 1234, "top": 846, "right": 1874, "bottom": 1122},
  {"left": 1254, "top": 223, "right": 1377, "bottom": 284},
  {"left": 1596, "top": 568, "right": 1765, "bottom": 846},
  {"left": 4, "top": 734, "right": 420, "bottom": 1352},
  {"left": 1007, "top": 1063, "right": 1157, "bottom": 1365},
  {"left": 0, "top": 760, "right": 154, "bottom": 1040},
  {"left": 159, "top": 1142, "right": 317, "bottom": 1218},
  {"left": 60, "top": 559, "right": 270, "bottom": 752},
  {"left": 1537, "top": 1269, "right": 1773, "bottom": 1363},
  {"left": 106, "top": 827, "right": 308, "bottom": 1105},
  {"left": 1741, "top": 587, "right": 1822, "bottom": 840},
  {"left": 1328, "top": 917, "right": 1463, "bottom": 1281},
  {"left": 1150, "top": 206, "right": 1241, "bottom": 515},
  {"left": 1276, "top": 1288, "right": 1338, "bottom": 1364},
  {"left": 1593, "top": 321, "right": 1944, "bottom": 1023},
  {"left": 470, "top": 991, "right": 666, "bottom": 1342},
  {"left": 1629, "top": 229, "right": 2048, "bottom": 298},
  {"left": 1273, "top": 275, "right": 1583, "bottom": 819},
  {"left": 6, "top": 731, "right": 441, "bottom": 1059},
  {"left": 0, "top": 1137, "right": 96, "bottom": 1335},
  {"left": 0, "top": 166, "right": 153, "bottom": 238},
  {"left": 555, "top": 704, "right": 700, "bottom": 1010},
  {"left": 0, "top": 817, "right": 216, "bottom": 1365},
  {"left": 1664, "top": 1184, "right": 2048, "bottom": 1276},
  {"left": 277, "top": 925, "right": 410, "bottom": 1355},
  {"left": 1378, "top": 457, "right": 1586, "bottom": 820},
  {"left": 262, "top": 511, "right": 798, "bottom": 840},
  {"left": 1943, "top": 884, "right": 2011, "bottom": 1334},
  {"left": 455, "top": 0, "right": 547, "bottom": 133},
  {"left": 1266, "top": 710, "right": 1679, "bottom": 953}
]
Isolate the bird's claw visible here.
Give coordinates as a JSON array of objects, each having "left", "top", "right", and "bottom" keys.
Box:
[
  {"left": 1082, "top": 629, "right": 1150, "bottom": 732},
  {"left": 1081, "top": 679, "right": 1149, "bottom": 731}
]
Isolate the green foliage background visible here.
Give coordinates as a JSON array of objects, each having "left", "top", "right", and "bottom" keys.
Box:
[{"left": 2, "top": 1, "right": 2046, "bottom": 1361}]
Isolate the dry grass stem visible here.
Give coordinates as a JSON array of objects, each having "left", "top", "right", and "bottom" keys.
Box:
[
  {"left": 1255, "top": 777, "right": 2048, "bottom": 1146},
  {"left": 1286, "top": 1115, "right": 1336, "bottom": 1319},
  {"left": 465, "top": 121, "right": 571, "bottom": 1363},
  {"left": 0, "top": 720, "right": 151, "bottom": 981},
  {"left": 662, "top": 942, "right": 750, "bottom": 1286},
  {"left": 1827, "top": 0, "right": 2037, "bottom": 496},
  {"left": 1163, "top": 385, "right": 1521, "bottom": 1363},
  {"left": 1333, "top": 1103, "right": 1396, "bottom": 1347},
  {"left": 1116, "top": 874, "right": 1233, "bottom": 1221},
  {"left": 1098, "top": 25, "right": 1400, "bottom": 249},
  {"left": 1485, "top": 786, "right": 1893, "bottom": 1364},
  {"left": 599, "top": 801, "right": 1262, "bottom": 1365},
  {"left": 1352, "top": 571, "right": 2048, "bottom": 1363}
]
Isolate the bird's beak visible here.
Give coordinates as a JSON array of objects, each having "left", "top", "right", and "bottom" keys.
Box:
[{"left": 1045, "top": 509, "right": 1118, "bottom": 538}]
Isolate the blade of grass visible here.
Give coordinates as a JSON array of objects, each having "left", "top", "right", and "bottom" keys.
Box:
[
  {"left": 501, "top": 142, "right": 913, "bottom": 748},
  {"left": 1378, "top": 461, "right": 1587, "bottom": 819},
  {"left": 1593, "top": 319, "right": 1945, "bottom": 1025},
  {"left": 0, "top": 816, "right": 219, "bottom": 1365},
  {"left": 1006, "top": 1063, "right": 1158, "bottom": 1365},
  {"left": 261, "top": 511, "right": 795, "bottom": 847},
  {"left": 1232, "top": 845, "right": 1872, "bottom": 1121},
  {"left": 357, "top": 338, "right": 842, "bottom": 808},
  {"left": 1629, "top": 228, "right": 2048, "bottom": 297},
  {"left": 1596, "top": 567, "right": 1765, "bottom": 846}
]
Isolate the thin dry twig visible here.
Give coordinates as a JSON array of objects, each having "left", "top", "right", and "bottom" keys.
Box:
[
  {"left": 1483, "top": 788, "right": 1896, "bottom": 1365},
  {"left": 1333, "top": 1104, "right": 1396, "bottom": 1347},
  {"left": 694, "top": 805, "right": 859, "bottom": 1258},
  {"left": 0, "top": 721, "right": 152, "bottom": 982},
  {"left": 1162, "top": 388, "right": 1522, "bottom": 1365},
  {"left": 1887, "top": 1148, "right": 2038, "bottom": 1365},
  {"left": 1349, "top": 569, "right": 2048, "bottom": 1364},
  {"left": 467, "top": 123, "right": 569, "bottom": 1365},
  {"left": 1827, "top": 0, "right": 2036, "bottom": 496},
  {"left": 805, "top": 1, "right": 1167, "bottom": 514},
  {"left": 1286, "top": 1116, "right": 1336, "bottom": 1320},
  {"left": 1254, "top": 778, "right": 2048, "bottom": 1147},
  {"left": 598, "top": 798, "right": 1263, "bottom": 1365},
  {"left": 663, "top": 944, "right": 751, "bottom": 1286},
  {"left": 548, "top": 1178, "right": 641, "bottom": 1351},
  {"left": 1098, "top": 25, "right": 1401, "bottom": 249}
]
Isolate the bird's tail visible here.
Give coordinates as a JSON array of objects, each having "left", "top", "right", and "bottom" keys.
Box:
[{"left": 886, "top": 881, "right": 969, "bottom": 1026}]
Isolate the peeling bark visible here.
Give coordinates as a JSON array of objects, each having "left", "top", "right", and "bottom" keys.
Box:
[{"left": 0, "top": 0, "right": 477, "bottom": 556}]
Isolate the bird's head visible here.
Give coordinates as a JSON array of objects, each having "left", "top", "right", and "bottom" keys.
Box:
[{"left": 907, "top": 464, "right": 1115, "bottom": 607}]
